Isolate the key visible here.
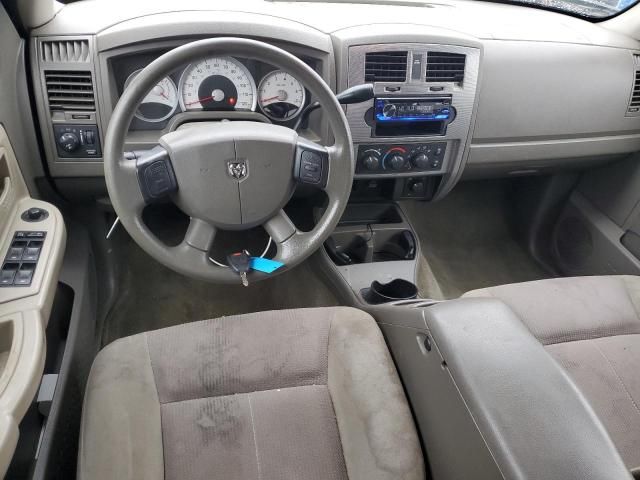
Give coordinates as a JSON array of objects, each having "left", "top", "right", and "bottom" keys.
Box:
[{"left": 227, "top": 250, "right": 251, "bottom": 287}]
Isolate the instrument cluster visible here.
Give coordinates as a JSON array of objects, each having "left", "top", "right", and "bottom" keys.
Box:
[{"left": 120, "top": 55, "right": 309, "bottom": 130}]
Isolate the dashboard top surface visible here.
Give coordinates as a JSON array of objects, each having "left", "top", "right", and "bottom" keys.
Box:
[{"left": 34, "top": 0, "right": 639, "bottom": 49}]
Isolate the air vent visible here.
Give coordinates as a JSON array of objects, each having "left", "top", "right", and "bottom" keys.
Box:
[
  {"left": 44, "top": 71, "right": 95, "bottom": 111},
  {"left": 365, "top": 51, "right": 408, "bottom": 82},
  {"left": 41, "top": 40, "right": 90, "bottom": 63},
  {"left": 627, "top": 54, "right": 640, "bottom": 115},
  {"left": 425, "top": 52, "right": 466, "bottom": 83}
]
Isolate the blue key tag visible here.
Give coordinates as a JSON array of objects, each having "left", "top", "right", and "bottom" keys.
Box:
[{"left": 250, "top": 257, "right": 284, "bottom": 274}]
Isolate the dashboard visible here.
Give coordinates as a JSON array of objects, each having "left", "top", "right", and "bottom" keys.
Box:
[{"left": 28, "top": 0, "right": 640, "bottom": 201}]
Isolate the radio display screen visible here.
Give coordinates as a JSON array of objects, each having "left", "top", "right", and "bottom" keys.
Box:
[{"left": 375, "top": 97, "right": 452, "bottom": 122}]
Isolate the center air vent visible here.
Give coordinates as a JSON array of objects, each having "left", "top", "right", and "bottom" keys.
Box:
[
  {"left": 41, "top": 40, "right": 90, "bottom": 63},
  {"left": 627, "top": 54, "right": 640, "bottom": 115},
  {"left": 44, "top": 71, "right": 95, "bottom": 111},
  {"left": 365, "top": 51, "right": 408, "bottom": 82},
  {"left": 425, "top": 52, "right": 466, "bottom": 83}
]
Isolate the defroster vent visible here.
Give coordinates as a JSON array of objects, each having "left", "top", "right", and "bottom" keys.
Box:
[
  {"left": 425, "top": 52, "right": 466, "bottom": 83},
  {"left": 44, "top": 71, "right": 95, "bottom": 111},
  {"left": 365, "top": 51, "right": 408, "bottom": 82},
  {"left": 41, "top": 40, "right": 90, "bottom": 63}
]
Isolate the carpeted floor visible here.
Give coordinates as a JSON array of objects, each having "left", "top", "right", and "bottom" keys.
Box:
[
  {"left": 104, "top": 179, "right": 552, "bottom": 343},
  {"left": 402, "top": 179, "right": 552, "bottom": 299},
  {"left": 103, "top": 236, "right": 338, "bottom": 345}
]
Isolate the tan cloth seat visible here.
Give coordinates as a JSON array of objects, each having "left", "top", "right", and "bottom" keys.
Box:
[
  {"left": 78, "top": 307, "right": 424, "bottom": 480},
  {"left": 465, "top": 275, "right": 640, "bottom": 474}
]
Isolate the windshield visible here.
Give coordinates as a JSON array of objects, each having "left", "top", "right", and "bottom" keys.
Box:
[
  {"left": 498, "top": 0, "right": 634, "bottom": 18},
  {"left": 275, "top": 0, "right": 635, "bottom": 19},
  {"left": 58, "top": 0, "right": 637, "bottom": 21}
]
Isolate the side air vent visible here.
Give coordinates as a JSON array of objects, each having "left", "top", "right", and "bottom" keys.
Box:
[
  {"left": 627, "top": 54, "right": 640, "bottom": 115},
  {"left": 44, "top": 71, "right": 95, "bottom": 111},
  {"left": 425, "top": 52, "right": 466, "bottom": 83},
  {"left": 365, "top": 51, "right": 408, "bottom": 82},
  {"left": 41, "top": 40, "right": 90, "bottom": 63}
]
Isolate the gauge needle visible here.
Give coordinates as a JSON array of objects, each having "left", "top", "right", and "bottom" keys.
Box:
[
  {"left": 261, "top": 96, "right": 280, "bottom": 104},
  {"left": 185, "top": 95, "right": 215, "bottom": 106}
]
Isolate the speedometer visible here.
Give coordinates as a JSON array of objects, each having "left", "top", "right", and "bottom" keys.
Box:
[{"left": 178, "top": 57, "right": 256, "bottom": 112}]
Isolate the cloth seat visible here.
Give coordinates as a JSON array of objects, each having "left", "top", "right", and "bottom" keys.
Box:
[
  {"left": 78, "top": 307, "right": 424, "bottom": 480},
  {"left": 465, "top": 275, "right": 640, "bottom": 475}
]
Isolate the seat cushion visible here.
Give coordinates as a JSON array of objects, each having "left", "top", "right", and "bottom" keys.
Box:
[
  {"left": 464, "top": 275, "right": 640, "bottom": 472},
  {"left": 78, "top": 307, "right": 424, "bottom": 480}
]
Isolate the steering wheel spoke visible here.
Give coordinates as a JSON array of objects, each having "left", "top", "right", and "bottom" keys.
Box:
[
  {"left": 116, "top": 157, "right": 148, "bottom": 214},
  {"left": 264, "top": 209, "right": 298, "bottom": 244},
  {"left": 183, "top": 217, "right": 217, "bottom": 252},
  {"left": 294, "top": 137, "right": 330, "bottom": 189}
]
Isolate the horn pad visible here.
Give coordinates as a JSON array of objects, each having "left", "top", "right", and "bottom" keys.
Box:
[{"left": 160, "top": 121, "right": 297, "bottom": 229}]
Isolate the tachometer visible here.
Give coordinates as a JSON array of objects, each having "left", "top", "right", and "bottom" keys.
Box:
[
  {"left": 178, "top": 57, "right": 256, "bottom": 111},
  {"left": 258, "top": 70, "right": 306, "bottom": 121},
  {"left": 124, "top": 70, "right": 179, "bottom": 123}
]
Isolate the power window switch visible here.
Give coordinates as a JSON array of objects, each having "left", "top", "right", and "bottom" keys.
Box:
[
  {"left": 7, "top": 247, "right": 23, "bottom": 261},
  {"left": 0, "top": 268, "right": 16, "bottom": 286},
  {"left": 22, "top": 247, "right": 40, "bottom": 261},
  {"left": 14, "top": 267, "right": 34, "bottom": 286}
]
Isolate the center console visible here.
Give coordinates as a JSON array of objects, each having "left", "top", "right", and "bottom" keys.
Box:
[
  {"left": 342, "top": 39, "right": 481, "bottom": 200},
  {"left": 321, "top": 201, "right": 424, "bottom": 305},
  {"left": 318, "top": 33, "right": 481, "bottom": 303}
]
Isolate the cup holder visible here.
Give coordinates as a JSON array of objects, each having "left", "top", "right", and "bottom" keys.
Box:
[{"left": 362, "top": 278, "right": 419, "bottom": 304}]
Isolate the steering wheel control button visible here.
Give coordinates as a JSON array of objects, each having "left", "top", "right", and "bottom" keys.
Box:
[
  {"left": 135, "top": 147, "right": 178, "bottom": 203},
  {"left": 1, "top": 231, "right": 46, "bottom": 287},
  {"left": 296, "top": 145, "right": 328, "bottom": 187},
  {"left": 21, "top": 207, "right": 49, "bottom": 222}
]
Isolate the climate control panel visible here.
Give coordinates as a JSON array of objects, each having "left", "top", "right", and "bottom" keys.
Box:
[{"left": 356, "top": 142, "right": 447, "bottom": 175}]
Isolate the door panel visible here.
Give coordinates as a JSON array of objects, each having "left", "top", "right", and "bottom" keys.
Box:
[{"left": 0, "top": 4, "right": 67, "bottom": 477}]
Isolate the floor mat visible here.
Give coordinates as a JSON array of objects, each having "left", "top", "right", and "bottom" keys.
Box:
[
  {"left": 401, "top": 179, "right": 552, "bottom": 299},
  {"left": 103, "top": 237, "right": 338, "bottom": 345}
]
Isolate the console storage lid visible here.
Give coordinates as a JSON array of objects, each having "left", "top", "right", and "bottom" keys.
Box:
[{"left": 424, "top": 297, "right": 633, "bottom": 480}]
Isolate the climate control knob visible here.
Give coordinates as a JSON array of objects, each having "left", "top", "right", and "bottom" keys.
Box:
[
  {"left": 388, "top": 154, "right": 407, "bottom": 171},
  {"left": 362, "top": 155, "right": 380, "bottom": 171},
  {"left": 411, "top": 153, "right": 431, "bottom": 170},
  {"left": 58, "top": 132, "right": 80, "bottom": 153}
]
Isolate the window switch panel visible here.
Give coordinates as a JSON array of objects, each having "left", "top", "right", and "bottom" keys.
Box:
[{"left": 1, "top": 231, "right": 46, "bottom": 287}]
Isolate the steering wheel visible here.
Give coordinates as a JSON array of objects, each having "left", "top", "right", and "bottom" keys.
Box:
[{"left": 104, "top": 38, "right": 354, "bottom": 283}]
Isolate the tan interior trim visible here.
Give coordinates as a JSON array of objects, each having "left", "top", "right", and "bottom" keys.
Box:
[{"left": 0, "top": 125, "right": 66, "bottom": 476}]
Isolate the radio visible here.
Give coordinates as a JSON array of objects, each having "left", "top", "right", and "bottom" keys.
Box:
[
  {"left": 375, "top": 97, "right": 452, "bottom": 121},
  {"left": 372, "top": 96, "right": 454, "bottom": 137}
]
